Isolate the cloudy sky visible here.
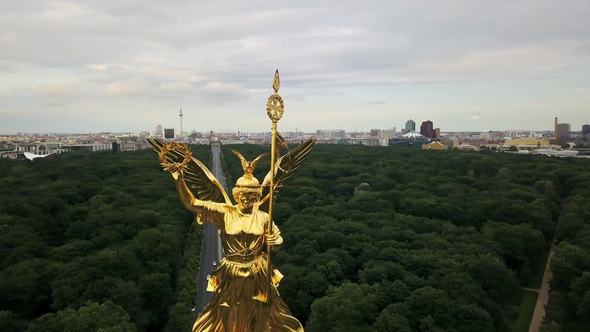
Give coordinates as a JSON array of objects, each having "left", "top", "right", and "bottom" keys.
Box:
[{"left": 1, "top": 0, "right": 589, "bottom": 134}]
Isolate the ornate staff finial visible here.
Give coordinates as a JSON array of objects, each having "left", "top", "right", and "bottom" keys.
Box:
[
  {"left": 267, "top": 69, "right": 284, "bottom": 123},
  {"left": 273, "top": 69, "right": 280, "bottom": 92}
]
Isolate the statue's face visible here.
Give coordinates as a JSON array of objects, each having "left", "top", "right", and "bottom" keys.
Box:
[{"left": 236, "top": 191, "right": 259, "bottom": 211}]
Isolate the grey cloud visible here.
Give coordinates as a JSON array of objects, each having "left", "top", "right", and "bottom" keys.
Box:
[
  {"left": 0, "top": 0, "right": 589, "bottom": 133},
  {"left": 574, "top": 42, "right": 590, "bottom": 56},
  {"left": 197, "top": 81, "right": 250, "bottom": 105}
]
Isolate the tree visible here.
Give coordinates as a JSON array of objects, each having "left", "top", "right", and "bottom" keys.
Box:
[
  {"left": 28, "top": 301, "right": 136, "bottom": 332},
  {"left": 452, "top": 304, "right": 494, "bottom": 332},
  {"left": 549, "top": 242, "right": 590, "bottom": 295},
  {"left": 0, "top": 311, "right": 28, "bottom": 332},
  {"left": 0, "top": 259, "right": 52, "bottom": 319},
  {"left": 373, "top": 309, "right": 412, "bottom": 332},
  {"left": 306, "top": 283, "right": 377, "bottom": 332},
  {"left": 482, "top": 221, "right": 546, "bottom": 283},
  {"left": 463, "top": 255, "right": 521, "bottom": 306},
  {"left": 138, "top": 272, "right": 173, "bottom": 326},
  {"left": 569, "top": 272, "right": 590, "bottom": 322},
  {"left": 438, "top": 272, "right": 487, "bottom": 305},
  {"left": 539, "top": 321, "right": 563, "bottom": 332},
  {"left": 59, "top": 301, "right": 136, "bottom": 332},
  {"left": 402, "top": 286, "right": 455, "bottom": 330}
]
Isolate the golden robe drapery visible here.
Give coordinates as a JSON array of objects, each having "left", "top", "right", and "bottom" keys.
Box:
[{"left": 192, "top": 202, "right": 303, "bottom": 332}]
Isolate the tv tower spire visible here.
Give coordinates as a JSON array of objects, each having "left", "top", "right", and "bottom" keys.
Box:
[{"left": 179, "top": 101, "right": 183, "bottom": 139}]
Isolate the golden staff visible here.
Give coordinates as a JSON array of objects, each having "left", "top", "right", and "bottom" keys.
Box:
[{"left": 265, "top": 69, "right": 284, "bottom": 298}]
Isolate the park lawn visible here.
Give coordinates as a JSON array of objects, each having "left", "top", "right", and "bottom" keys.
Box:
[
  {"left": 514, "top": 290, "right": 539, "bottom": 332},
  {"left": 527, "top": 249, "right": 550, "bottom": 289}
]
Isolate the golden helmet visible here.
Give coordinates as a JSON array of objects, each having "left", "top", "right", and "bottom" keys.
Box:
[{"left": 231, "top": 150, "right": 268, "bottom": 196}]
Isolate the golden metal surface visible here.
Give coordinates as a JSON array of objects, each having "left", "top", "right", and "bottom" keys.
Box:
[
  {"left": 146, "top": 71, "right": 315, "bottom": 332},
  {"left": 265, "top": 70, "right": 282, "bottom": 303},
  {"left": 158, "top": 141, "right": 192, "bottom": 173},
  {"left": 266, "top": 70, "right": 284, "bottom": 123}
]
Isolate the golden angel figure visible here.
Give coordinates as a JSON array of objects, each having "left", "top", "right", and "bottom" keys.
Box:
[{"left": 148, "top": 137, "right": 315, "bottom": 332}]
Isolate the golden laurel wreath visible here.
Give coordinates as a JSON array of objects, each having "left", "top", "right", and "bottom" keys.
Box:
[{"left": 157, "top": 142, "right": 192, "bottom": 173}]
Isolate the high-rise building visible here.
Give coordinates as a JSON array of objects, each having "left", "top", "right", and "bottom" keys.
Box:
[
  {"left": 557, "top": 123, "right": 570, "bottom": 144},
  {"left": 164, "top": 128, "right": 175, "bottom": 139},
  {"left": 405, "top": 120, "right": 416, "bottom": 132},
  {"left": 156, "top": 125, "right": 163, "bottom": 136},
  {"left": 434, "top": 128, "right": 440, "bottom": 138},
  {"left": 554, "top": 117, "right": 559, "bottom": 138},
  {"left": 582, "top": 124, "right": 590, "bottom": 136},
  {"left": 420, "top": 120, "right": 434, "bottom": 139}
]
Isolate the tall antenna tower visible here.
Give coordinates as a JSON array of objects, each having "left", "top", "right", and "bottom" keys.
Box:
[{"left": 179, "top": 101, "right": 183, "bottom": 138}]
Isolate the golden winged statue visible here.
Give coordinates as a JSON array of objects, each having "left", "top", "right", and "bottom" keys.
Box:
[{"left": 147, "top": 136, "right": 315, "bottom": 332}]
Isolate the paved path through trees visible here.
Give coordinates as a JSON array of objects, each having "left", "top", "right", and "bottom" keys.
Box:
[
  {"left": 192, "top": 143, "right": 226, "bottom": 324},
  {"left": 528, "top": 243, "right": 556, "bottom": 332}
]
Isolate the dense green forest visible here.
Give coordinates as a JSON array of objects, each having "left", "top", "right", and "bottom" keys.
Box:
[
  {"left": 1, "top": 144, "right": 589, "bottom": 331},
  {"left": 0, "top": 147, "right": 212, "bottom": 332},
  {"left": 223, "top": 144, "right": 590, "bottom": 332},
  {"left": 543, "top": 185, "right": 590, "bottom": 331}
]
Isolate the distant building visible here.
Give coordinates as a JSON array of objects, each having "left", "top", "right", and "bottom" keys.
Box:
[
  {"left": 346, "top": 137, "right": 379, "bottom": 146},
  {"left": 420, "top": 120, "right": 434, "bottom": 139},
  {"left": 61, "top": 143, "right": 111, "bottom": 152},
  {"left": 446, "top": 138, "right": 460, "bottom": 149},
  {"left": 156, "top": 125, "right": 163, "bottom": 136},
  {"left": 457, "top": 143, "right": 478, "bottom": 151},
  {"left": 331, "top": 130, "right": 346, "bottom": 138},
  {"left": 422, "top": 141, "right": 448, "bottom": 150},
  {"left": 379, "top": 129, "right": 396, "bottom": 146},
  {"left": 316, "top": 129, "right": 345, "bottom": 138},
  {"left": 557, "top": 123, "right": 571, "bottom": 144},
  {"left": 582, "top": 124, "right": 590, "bottom": 136},
  {"left": 164, "top": 128, "right": 175, "bottom": 139},
  {"left": 119, "top": 141, "right": 148, "bottom": 151},
  {"left": 15, "top": 142, "right": 63, "bottom": 155},
  {"left": 379, "top": 129, "right": 396, "bottom": 139},
  {"left": 504, "top": 138, "right": 550, "bottom": 147},
  {"left": 405, "top": 120, "right": 416, "bottom": 132},
  {"left": 389, "top": 131, "right": 429, "bottom": 148},
  {"left": 489, "top": 131, "right": 503, "bottom": 139},
  {"left": 370, "top": 129, "right": 380, "bottom": 137},
  {"left": 434, "top": 128, "right": 440, "bottom": 138}
]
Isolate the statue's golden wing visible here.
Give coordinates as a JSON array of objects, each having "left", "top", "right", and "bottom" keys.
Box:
[
  {"left": 147, "top": 138, "right": 232, "bottom": 204},
  {"left": 258, "top": 138, "right": 316, "bottom": 213}
]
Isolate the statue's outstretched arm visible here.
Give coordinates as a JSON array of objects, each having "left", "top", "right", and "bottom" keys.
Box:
[{"left": 172, "top": 172, "right": 204, "bottom": 214}]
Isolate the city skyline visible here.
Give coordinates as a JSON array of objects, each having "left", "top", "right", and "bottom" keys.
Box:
[
  {"left": 1, "top": 115, "right": 590, "bottom": 136},
  {"left": 1, "top": 1, "right": 589, "bottom": 134}
]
